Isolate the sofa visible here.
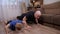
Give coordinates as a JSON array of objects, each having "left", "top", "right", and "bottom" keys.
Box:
[{"left": 40, "top": 2, "right": 60, "bottom": 27}]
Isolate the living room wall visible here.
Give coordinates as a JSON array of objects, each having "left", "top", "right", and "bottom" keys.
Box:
[{"left": 44, "top": 0, "right": 60, "bottom": 5}]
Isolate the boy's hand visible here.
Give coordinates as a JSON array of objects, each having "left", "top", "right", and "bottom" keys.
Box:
[
  {"left": 25, "top": 26, "right": 32, "bottom": 30},
  {"left": 27, "top": 26, "right": 32, "bottom": 29}
]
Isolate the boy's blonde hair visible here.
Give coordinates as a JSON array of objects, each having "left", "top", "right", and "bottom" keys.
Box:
[{"left": 15, "top": 23, "right": 22, "bottom": 30}]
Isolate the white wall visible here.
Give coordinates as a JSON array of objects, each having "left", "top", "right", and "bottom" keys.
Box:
[{"left": 44, "top": 0, "right": 60, "bottom": 5}]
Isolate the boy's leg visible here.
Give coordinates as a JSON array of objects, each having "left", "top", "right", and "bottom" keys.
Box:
[
  {"left": 4, "top": 20, "right": 12, "bottom": 25},
  {"left": 6, "top": 20, "right": 12, "bottom": 25}
]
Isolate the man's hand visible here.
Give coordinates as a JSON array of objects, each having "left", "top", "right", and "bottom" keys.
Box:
[
  {"left": 35, "top": 19, "right": 39, "bottom": 24},
  {"left": 35, "top": 19, "right": 40, "bottom": 26}
]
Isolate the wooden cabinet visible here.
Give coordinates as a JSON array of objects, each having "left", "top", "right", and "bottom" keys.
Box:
[
  {"left": 27, "top": 0, "right": 44, "bottom": 12},
  {"left": 30, "top": 0, "right": 43, "bottom": 7}
]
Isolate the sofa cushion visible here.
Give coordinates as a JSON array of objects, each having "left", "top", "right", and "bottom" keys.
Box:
[
  {"left": 42, "top": 14, "right": 54, "bottom": 24},
  {"left": 53, "top": 15, "right": 60, "bottom": 25},
  {"left": 44, "top": 9, "right": 60, "bottom": 15}
]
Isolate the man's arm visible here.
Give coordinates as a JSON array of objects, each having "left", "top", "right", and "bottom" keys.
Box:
[
  {"left": 5, "top": 24, "right": 10, "bottom": 34},
  {"left": 35, "top": 19, "right": 39, "bottom": 24}
]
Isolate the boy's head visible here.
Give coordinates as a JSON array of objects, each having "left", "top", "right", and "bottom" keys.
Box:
[{"left": 15, "top": 23, "right": 22, "bottom": 30}]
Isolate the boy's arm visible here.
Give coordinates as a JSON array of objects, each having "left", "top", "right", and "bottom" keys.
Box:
[
  {"left": 22, "top": 16, "right": 28, "bottom": 27},
  {"left": 22, "top": 16, "right": 32, "bottom": 30},
  {"left": 5, "top": 24, "right": 10, "bottom": 34}
]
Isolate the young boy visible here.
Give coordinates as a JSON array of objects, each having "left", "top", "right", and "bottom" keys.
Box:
[{"left": 5, "top": 17, "right": 31, "bottom": 34}]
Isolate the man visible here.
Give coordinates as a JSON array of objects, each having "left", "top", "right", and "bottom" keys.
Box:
[{"left": 17, "top": 10, "right": 41, "bottom": 25}]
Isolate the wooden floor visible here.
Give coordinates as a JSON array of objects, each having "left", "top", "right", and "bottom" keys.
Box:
[{"left": 0, "top": 23, "right": 60, "bottom": 34}]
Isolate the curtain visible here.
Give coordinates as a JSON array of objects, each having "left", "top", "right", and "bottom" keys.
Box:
[{"left": 0, "top": 0, "right": 30, "bottom": 22}]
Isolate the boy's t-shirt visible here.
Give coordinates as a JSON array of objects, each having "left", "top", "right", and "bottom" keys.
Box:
[{"left": 9, "top": 20, "right": 22, "bottom": 31}]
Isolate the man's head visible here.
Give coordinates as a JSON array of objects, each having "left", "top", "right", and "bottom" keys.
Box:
[
  {"left": 15, "top": 23, "right": 22, "bottom": 30},
  {"left": 34, "top": 10, "right": 41, "bottom": 19}
]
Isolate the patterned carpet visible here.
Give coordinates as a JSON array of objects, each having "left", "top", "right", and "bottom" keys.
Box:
[{"left": 0, "top": 22, "right": 60, "bottom": 34}]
